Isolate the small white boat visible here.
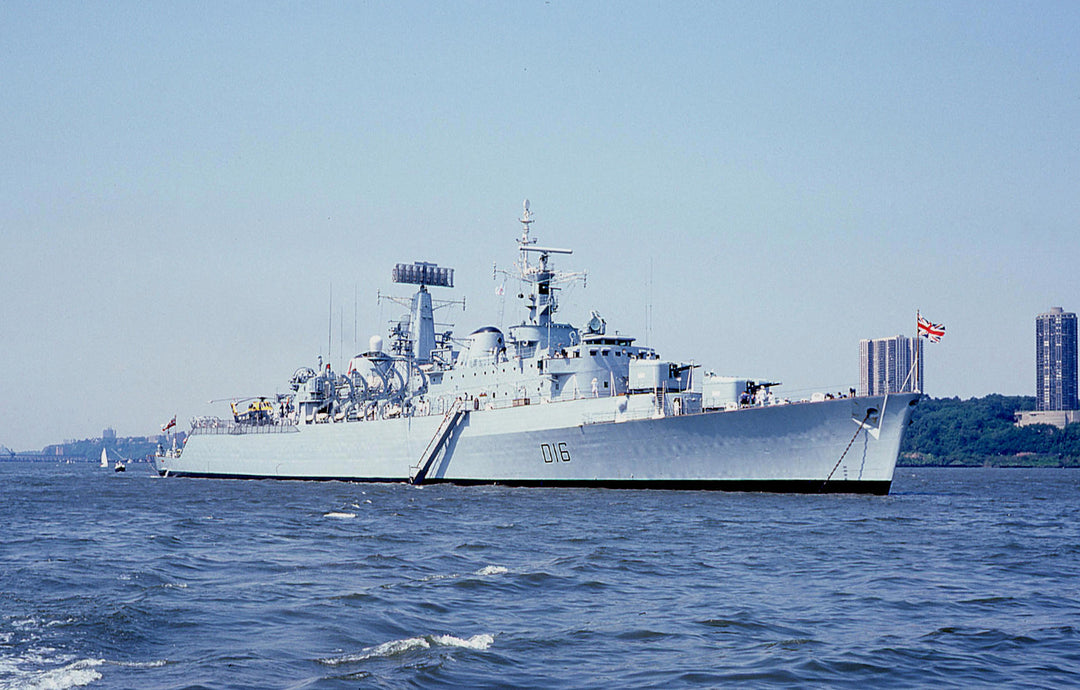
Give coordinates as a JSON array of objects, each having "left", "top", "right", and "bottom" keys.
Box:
[{"left": 102, "top": 447, "right": 126, "bottom": 472}]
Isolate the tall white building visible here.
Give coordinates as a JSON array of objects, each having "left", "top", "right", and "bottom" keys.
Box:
[{"left": 859, "top": 335, "right": 922, "bottom": 396}]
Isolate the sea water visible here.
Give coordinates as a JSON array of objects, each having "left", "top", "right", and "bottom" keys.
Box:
[{"left": 2, "top": 463, "right": 1079, "bottom": 689}]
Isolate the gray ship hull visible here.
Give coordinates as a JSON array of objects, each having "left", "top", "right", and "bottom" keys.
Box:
[{"left": 155, "top": 392, "right": 918, "bottom": 494}]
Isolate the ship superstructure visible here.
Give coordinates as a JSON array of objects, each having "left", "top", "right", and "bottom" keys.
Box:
[{"left": 157, "top": 202, "right": 918, "bottom": 493}]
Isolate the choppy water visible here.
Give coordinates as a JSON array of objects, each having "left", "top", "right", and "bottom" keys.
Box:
[{"left": 2, "top": 463, "right": 1079, "bottom": 689}]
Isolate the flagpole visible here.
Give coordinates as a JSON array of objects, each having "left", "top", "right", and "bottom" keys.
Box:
[
  {"left": 900, "top": 311, "right": 920, "bottom": 394},
  {"left": 914, "top": 311, "right": 921, "bottom": 394},
  {"left": 907, "top": 311, "right": 943, "bottom": 394}
]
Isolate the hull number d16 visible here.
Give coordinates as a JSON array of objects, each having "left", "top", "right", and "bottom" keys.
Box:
[{"left": 541, "top": 442, "right": 571, "bottom": 463}]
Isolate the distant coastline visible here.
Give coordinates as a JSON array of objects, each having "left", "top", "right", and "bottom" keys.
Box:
[
  {"left": 1, "top": 433, "right": 182, "bottom": 465},
  {"left": 898, "top": 453, "right": 1080, "bottom": 468}
]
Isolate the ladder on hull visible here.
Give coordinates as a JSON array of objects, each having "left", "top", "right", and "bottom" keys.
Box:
[{"left": 410, "top": 401, "right": 468, "bottom": 485}]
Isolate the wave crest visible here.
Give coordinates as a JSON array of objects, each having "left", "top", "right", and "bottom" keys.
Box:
[
  {"left": 2, "top": 658, "right": 104, "bottom": 690},
  {"left": 475, "top": 565, "right": 508, "bottom": 576},
  {"left": 319, "top": 633, "right": 493, "bottom": 665}
]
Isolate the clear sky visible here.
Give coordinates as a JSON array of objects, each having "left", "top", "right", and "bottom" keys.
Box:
[{"left": 1, "top": 2, "right": 1077, "bottom": 451}]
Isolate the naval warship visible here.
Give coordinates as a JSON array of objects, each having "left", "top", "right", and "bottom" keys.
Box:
[{"left": 156, "top": 202, "right": 918, "bottom": 494}]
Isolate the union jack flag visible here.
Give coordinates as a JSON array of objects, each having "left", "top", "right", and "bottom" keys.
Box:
[{"left": 917, "top": 314, "right": 945, "bottom": 342}]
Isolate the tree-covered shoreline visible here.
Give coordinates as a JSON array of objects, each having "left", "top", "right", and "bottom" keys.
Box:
[{"left": 900, "top": 395, "right": 1080, "bottom": 467}]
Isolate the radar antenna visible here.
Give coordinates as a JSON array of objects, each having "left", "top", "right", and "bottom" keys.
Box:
[
  {"left": 379, "top": 261, "right": 464, "bottom": 364},
  {"left": 493, "top": 200, "right": 586, "bottom": 327}
]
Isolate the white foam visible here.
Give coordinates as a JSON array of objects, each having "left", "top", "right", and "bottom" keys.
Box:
[
  {"left": 416, "top": 565, "right": 505, "bottom": 584},
  {"left": 323, "top": 512, "right": 356, "bottom": 519},
  {"left": 113, "top": 659, "right": 168, "bottom": 668},
  {"left": 319, "top": 633, "right": 493, "bottom": 665},
  {"left": 430, "top": 634, "right": 494, "bottom": 650},
  {"left": 11, "top": 647, "right": 59, "bottom": 667},
  {"left": 45, "top": 618, "right": 76, "bottom": 628},
  {"left": 475, "top": 565, "right": 508, "bottom": 576},
  {"left": 417, "top": 573, "right": 454, "bottom": 583},
  {"left": 320, "top": 637, "right": 430, "bottom": 665},
  {"left": 2, "top": 658, "right": 104, "bottom": 690}
]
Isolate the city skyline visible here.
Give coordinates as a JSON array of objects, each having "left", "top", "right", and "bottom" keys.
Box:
[{"left": 2, "top": 4, "right": 1078, "bottom": 450}]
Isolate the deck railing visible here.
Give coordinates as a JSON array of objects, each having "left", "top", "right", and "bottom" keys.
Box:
[
  {"left": 188, "top": 389, "right": 743, "bottom": 433},
  {"left": 189, "top": 418, "right": 299, "bottom": 436}
]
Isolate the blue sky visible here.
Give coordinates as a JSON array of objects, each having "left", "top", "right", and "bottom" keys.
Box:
[{"left": 1, "top": 2, "right": 1077, "bottom": 450}]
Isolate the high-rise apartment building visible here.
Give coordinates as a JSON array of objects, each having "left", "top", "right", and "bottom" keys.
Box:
[
  {"left": 859, "top": 335, "right": 923, "bottom": 396},
  {"left": 1036, "top": 307, "right": 1078, "bottom": 411}
]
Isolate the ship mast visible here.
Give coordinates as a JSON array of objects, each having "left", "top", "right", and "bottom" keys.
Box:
[{"left": 505, "top": 199, "right": 586, "bottom": 327}]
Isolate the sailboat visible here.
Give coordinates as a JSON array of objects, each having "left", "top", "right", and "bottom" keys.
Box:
[{"left": 102, "top": 447, "right": 125, "bottom": 472}]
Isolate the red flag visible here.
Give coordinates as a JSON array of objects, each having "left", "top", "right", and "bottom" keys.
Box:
[{"left": 161, "top": 416, "right": 176, "bottom": 432}]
